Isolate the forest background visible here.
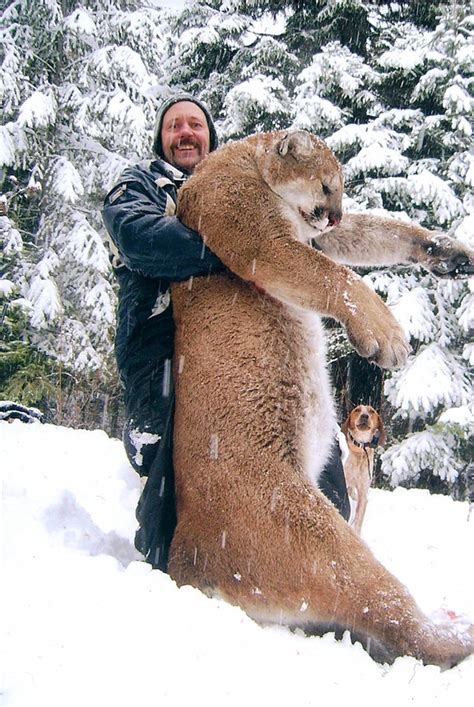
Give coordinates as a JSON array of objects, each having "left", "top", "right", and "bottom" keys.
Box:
[{"left": 1, "top": 0, "right": 473, "bottom": 499}]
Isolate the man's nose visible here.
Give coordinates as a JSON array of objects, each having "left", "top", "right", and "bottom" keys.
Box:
[{"left": 177, "top": 123, "right": 193, "bottom": 139}]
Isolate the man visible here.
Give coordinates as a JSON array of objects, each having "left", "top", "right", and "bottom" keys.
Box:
[{"left": 102, "top": 94, "right": 349, "bottom": 571}]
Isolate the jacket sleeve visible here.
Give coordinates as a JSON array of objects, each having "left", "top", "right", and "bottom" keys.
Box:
[{"left": 102, "top": 173, "right": 225, "bottom": 281}]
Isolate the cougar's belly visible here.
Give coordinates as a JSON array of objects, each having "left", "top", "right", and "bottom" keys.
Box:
[{"left": 171, "top": 274, "right": 335, "bottom": 489}]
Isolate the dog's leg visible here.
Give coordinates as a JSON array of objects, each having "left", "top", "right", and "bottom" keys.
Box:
[{"left": 353, "top": 492, "right": 367, "bottom": 535}]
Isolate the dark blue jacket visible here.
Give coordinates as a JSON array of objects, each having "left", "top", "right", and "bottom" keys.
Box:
[{"left": 102, "top": 158, "right": 224, "bottom": 415}]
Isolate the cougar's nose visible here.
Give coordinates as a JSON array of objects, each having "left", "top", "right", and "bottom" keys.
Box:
[{"left": 328, "top": 210, "right": 342, "bottom": 227}]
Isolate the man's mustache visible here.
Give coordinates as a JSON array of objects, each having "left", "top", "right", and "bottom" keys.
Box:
[{"left": 172, "top": 139, "right": 201, "bottom": 150}]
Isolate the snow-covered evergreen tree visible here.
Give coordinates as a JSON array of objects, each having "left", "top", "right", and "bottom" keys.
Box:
[
  {"left": 368, "top": 8, "right": 473, "bottom": 495},
  {"left": 1, "top": 0, "right": 472, "bottom": 494},
  {"left": 164, "top": 0, "right": 298, "bottom": 138},
  {"left": 0, "top": 0, "right": 178, "bottom": 427},
  {"left": 195, "top": 0, "right": 473, "bottom": 495}
]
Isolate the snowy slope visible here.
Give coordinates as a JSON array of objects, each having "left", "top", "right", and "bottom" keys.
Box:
[{"left": 2, "top": 421, "right": 473, "bottom": 707}]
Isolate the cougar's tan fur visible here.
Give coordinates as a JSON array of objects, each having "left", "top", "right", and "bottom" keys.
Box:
[{"left": 169, "top": 130, "right": 474, "bottom": 667}]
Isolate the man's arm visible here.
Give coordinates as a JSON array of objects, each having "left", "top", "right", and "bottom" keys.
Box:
[{"left": 102, "top": 172, "right": 224, "bottom": 281}]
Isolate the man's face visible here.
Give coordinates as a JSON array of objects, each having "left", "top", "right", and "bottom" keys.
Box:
[{"left": 161, "top": 101, "right": 211, "bottom": 172}]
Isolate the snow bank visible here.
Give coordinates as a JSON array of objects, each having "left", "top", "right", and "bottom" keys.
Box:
[{"left": 2, "top": 422, "right": 473, "bottom": 706}]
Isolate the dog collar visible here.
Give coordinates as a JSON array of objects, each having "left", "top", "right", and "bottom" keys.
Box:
[{"left": 348, "top": 430, "right": 379, "bottom": 450}]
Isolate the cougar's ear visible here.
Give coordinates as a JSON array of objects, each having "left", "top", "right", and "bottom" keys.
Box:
[{"left": 277, "top": 131, "right": 313, "bottom": 160}]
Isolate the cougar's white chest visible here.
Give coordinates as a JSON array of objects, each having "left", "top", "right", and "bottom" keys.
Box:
[{"left": 285, "top": 306, "right": 337, "bottom": 490}]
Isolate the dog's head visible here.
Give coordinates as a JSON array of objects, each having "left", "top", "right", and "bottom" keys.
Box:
[
  {"left": 341, "top": 405, "right": 386, "bottom": 449},
  {"left": 253, "top": 130, "right": 344, "bottom": 235}
]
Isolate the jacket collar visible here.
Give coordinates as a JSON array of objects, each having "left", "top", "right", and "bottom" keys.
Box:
[{"left": 152, "top": 157, "right": 189, "bottom": 186}]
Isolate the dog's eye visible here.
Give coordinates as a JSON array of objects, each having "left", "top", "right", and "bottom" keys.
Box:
[{"left": 322, "top": 183, "right": 331, "bottom": 196}]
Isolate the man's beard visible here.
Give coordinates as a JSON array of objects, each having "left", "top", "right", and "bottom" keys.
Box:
[{"left": 170, "top": 141, "right": 205, "bottom": 173}]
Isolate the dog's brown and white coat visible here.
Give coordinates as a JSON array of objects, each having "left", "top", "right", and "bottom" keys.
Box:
[{"left": 341, "top": 405, "right": 386, "bottom": 534}]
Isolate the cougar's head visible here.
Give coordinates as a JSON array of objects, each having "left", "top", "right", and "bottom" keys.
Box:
[{"left": 256, "top": 130, "right": 343, "bottom": 237}]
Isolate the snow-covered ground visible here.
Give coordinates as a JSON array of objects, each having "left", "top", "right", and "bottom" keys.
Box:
[{"left": 2, "top": 421, "right": 473, "bottom": 706}]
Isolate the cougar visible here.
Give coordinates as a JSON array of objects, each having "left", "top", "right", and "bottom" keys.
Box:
[{"left": 169, "top": 130, "right": 474, "bottom": 667}]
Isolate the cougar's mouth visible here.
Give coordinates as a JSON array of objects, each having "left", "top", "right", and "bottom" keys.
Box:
[
  {"left": 299, "top": 207, "right": 341, "bottom": 231},
  {"left": 299, "top": 207, "right": 326, "bottom": 230}
]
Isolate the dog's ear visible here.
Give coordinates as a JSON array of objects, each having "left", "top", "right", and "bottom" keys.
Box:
[
  {"left": 341, "top": 414, "right": 350, "bottom": 436},
  {"left": 375, "top": 414, "right": 387, "bottom": 447}
]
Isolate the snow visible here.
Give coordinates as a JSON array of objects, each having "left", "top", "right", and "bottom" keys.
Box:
[
  {"left": 443, "top": 84, "right": 472, "bottom": 116},
  {"left": 458, "top": 290, "right": 474, "bottom": 332},
  {"left": 65, "top": 214, "right": 110, "bottom": 274},
  {"left": 345, "top": 144, "right": 410, "bottom": 178},
  {"left": 221, "top": 75, "right": 290, "bottom": 136},
  {"left": 2, "top": 421, "right": 473, "bottom": 707},
  {"left": 128, "top": 428, "right": 161, "bottom": 467},
  {"left": 107, "top": 90, "right": 148, "bottom": 130},
  {"left": 17, "top": 90, "right": 56, "bottom": 129},
  {"left": 0, "top": 124, "right": 21, "bottom": 167},
  {"left": 439, "top": 405, "right": 473, "bottom": 427},
  {"left": 382, "top": 430, "right": 460, "bottom": 486},
  {"left": 455, "top": 214, "right": 474, "bottom": 247},
  {"left": 63, "top": 7, "right": 97, "bottom": 37},
  {"left": 378, "top": 48, "right": 424, "bottom": 71},
  {"left": 391, "top": 286, "right": 438, "bottom": 342},
  {"left": 27, "top": 275, "right": 62, "bottom": 328},
  {"left": 291, "top": 94, "right": 343, "bottom": 134},
  {"left": 51, "top": 157, "right": 84, "bottom": 204},
  {"left": 373, "top": 171, "right": 464, "bottom": 224},
  {"left": 0, "top": 278, "right": 15, "bottom": 297},
  {"left": 385, "top": 343, "right": 470, "bottom": 416},
  {"left": 84, "top": 278, "right": 116, "bottom": 327}
]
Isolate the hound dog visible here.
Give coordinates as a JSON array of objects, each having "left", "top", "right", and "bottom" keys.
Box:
[{"left": 341, "top": 405, "right": 386, "bottom": 534}]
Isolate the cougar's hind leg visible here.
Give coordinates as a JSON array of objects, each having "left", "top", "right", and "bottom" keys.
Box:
[{"left": 295, "top": 503, "right": 474, "bottom": 668}]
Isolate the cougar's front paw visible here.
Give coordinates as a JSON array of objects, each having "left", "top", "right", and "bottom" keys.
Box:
[
  {"left": 344, "top": 284, "right": 411, "bottom": 370},
  {"left": 423, "top": 236, "right": 474, "bottom": 279},
  {"left": 350, "top": 321, "right": 410, "bottom": 370}
]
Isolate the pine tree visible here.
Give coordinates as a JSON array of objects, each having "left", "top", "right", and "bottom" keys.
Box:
[
  {"left": 0, "top": 0, "right": 181, "bottom": 429},
  {"left": 164, "top": 0, "right": 299, "bottom": 138},
  {"left": 188, "top": 1, "right": 473, "bottom": 496},
  {"left": 1, "top": 0, "right": 471, "bottom": 494},
  {"left": 368, "top": 7, "right": 474, "bottom": 495}
]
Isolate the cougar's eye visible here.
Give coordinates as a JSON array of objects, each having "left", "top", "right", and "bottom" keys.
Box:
[{"left": 322, "top": 183, "right": 331, "bottom": 196}]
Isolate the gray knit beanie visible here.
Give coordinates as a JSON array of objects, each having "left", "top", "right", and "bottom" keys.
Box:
[{"left": 153, "top": 93, "right": 219, "bottom": 159}]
